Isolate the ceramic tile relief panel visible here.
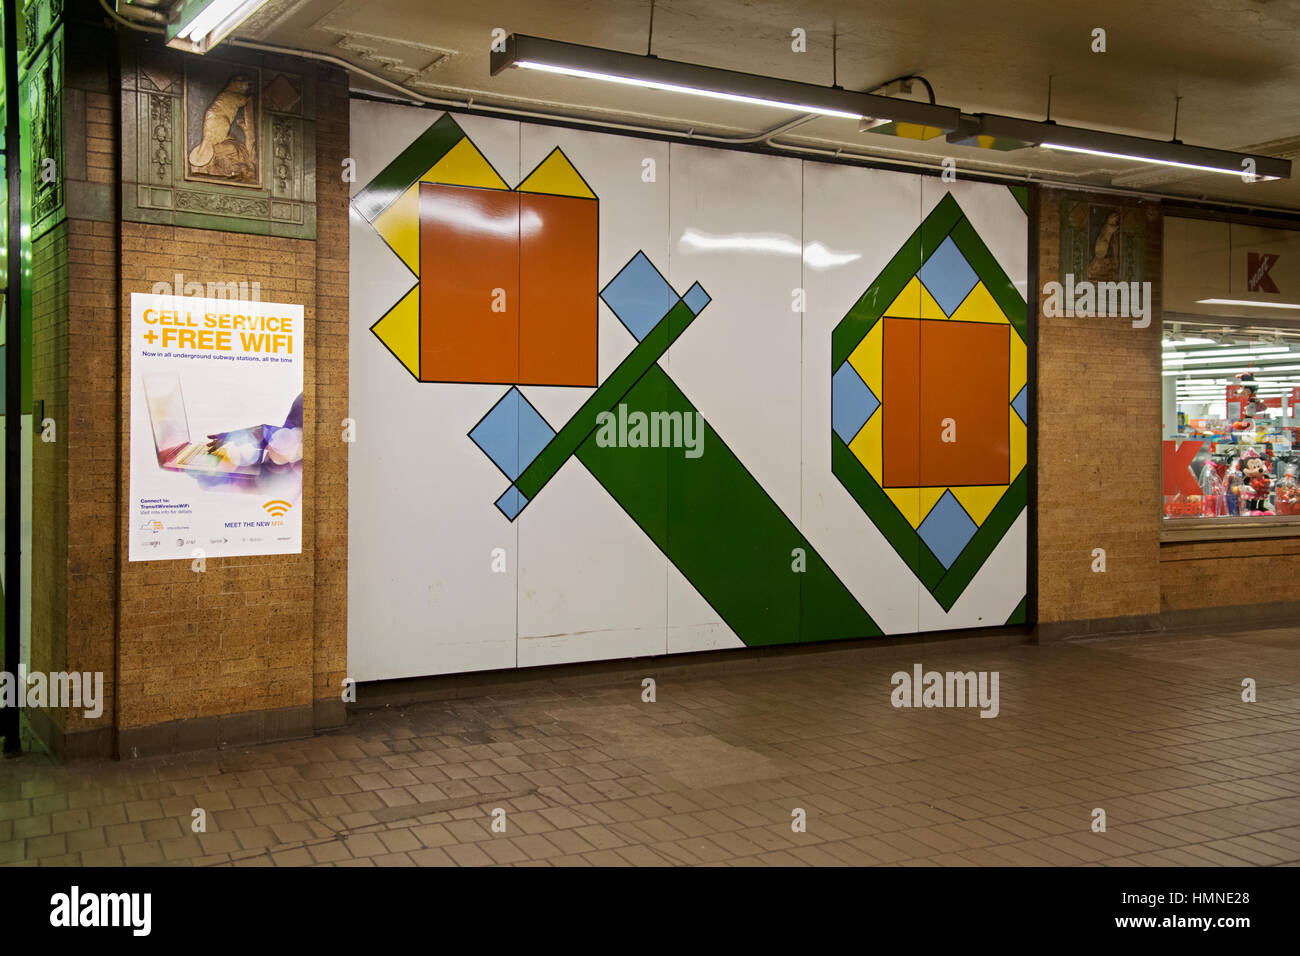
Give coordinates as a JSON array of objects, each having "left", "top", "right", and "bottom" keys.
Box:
[{"left": 348, "top": 104, "right": 1029, "bottom": 681}]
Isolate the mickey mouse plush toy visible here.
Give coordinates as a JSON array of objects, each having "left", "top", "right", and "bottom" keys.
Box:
[{"left": 1236, "top": 450, "right": 1274, "bottom": 515}]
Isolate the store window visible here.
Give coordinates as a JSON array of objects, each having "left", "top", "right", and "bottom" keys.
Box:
[{"left": 1162, "top": 216, "right": 1300, "bottom": 527}]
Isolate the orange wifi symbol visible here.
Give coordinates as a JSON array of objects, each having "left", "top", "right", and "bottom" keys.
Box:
[{"left": 263, "top": 499, "right": 292, "bottom": 518}]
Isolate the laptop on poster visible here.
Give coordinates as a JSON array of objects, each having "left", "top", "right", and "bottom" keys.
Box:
[{"left": 142, "top": 372, "right": 264, "bottom": 478}]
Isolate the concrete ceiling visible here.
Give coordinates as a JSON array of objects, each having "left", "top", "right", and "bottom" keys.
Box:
[{"left": 236, "top": 0, "right": 1300, "bottom": 209}]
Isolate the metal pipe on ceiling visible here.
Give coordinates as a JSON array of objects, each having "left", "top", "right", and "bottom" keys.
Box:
[{"left": 99, "top": 5, "right": 1300, "bottom": 217}]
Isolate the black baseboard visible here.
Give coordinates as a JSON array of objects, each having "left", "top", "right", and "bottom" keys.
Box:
[
  {"left": 1034, "top": 599, "right": 1300, "bottom": 643},
  {"left": 18, "top": 697, "right": 348, "bottom": 762},
  {"left": 1033, "top": 613, "right": 1161, "bottom": 643},
  {"left": 351, "top": 625, "right": 1035, "bottom": 711},
  {"left": 21, "top": 706, "right": 114, "bottom": 761}
]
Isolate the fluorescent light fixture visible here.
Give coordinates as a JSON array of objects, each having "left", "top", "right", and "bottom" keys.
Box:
[
  {"left": 1040, "top": 142, "right": 1280, "bottom": 180},
  {"left": 1163, "top": 364, "right": 1300, "bottom": 376},
  {"left": 167, "top": 0, "right": 270, "bottom": 53},
  {"left": 1196, "top": 298, "right": 1300, "bottom": 310},
  {"left": 1165, "top": 346, "right": 1292, "bottom": 358},
  {"left": 950, "top": 113, "right": 1290, "bottom": 181},
  {"left": 1163, "top": 336, "right": 1217, "bottom": 347},
  {"left": 491, "top": 34, "right": 961, "bottom": 131},
  {"left": 514, "top": 60, "right": 860, "bottom": 119},
  {"left": 1164, "top": 347, "right": 1293, "bottom": 364}
]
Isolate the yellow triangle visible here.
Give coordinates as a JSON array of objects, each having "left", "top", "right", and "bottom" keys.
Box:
[
  {"left": 421, "top": 137, "right": 508, "bottom": 190},
  {"left": 949, "top": 281, "right": 1008, "bottom": 324},
  {"left": 847, "top": 320, "right": 883, "bottom": 397},
  {"left": 883, "top": 276, "right": 921, "bottom": 318},
  {"left": 1009, "top": 330, "right": 1027, "bottom": 399},
  {"left": 517, "top": 148, "right": 596, "bottom": 199},
  {"left": 917, "top": 487, "right": 947, "bottom": 526},
  {"left": 884, "top": 488, "right": 921, "bottom": 527},
  {"left": 371, "top": 285, "right": 420, "bottom": 379},
  {"left": 884, "top": 486, "right": 946, "bottom": 530},
  {"left": 883, "top": 486, "right": 946, "bottom": 530},
  {"left": 373, "top": 181, "right": 421, "bottom": 275},
  {"left": 918, "top": 280, "right": 947, "bottom": 319},
  {"left": 950, "top": 485, "right": 1007, "bottom": 526},
  {"left": 848, "top": 406, "right": 883, "bottom": 485},
  {"left": 1010, "top": 408, "right": 1027, "bottom": 478}
]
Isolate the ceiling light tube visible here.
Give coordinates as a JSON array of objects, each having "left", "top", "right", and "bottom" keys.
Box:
[
  {"left": 1166, "top": 346, "right": 1294, "bottom": 359},
  {"left": 1163, "top": 364, "right": 1300, "bottom": 376},
  {"left": 168, "top": 0, "right": 270, "bottom": 53},
  {"left": 1164, "top": 348, "right": 1294, "bottom": 364},
  {"left": 952, "top": 113, "right": 1290, "bottom": 181},
  {"left": 1196, "top": 298, "right": 1300, "bottom": 310},
  {"left": 491, "top": 34, "right": 961, "bottom": 131}
]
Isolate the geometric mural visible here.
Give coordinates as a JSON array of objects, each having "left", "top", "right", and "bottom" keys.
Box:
[
  {"left": 348, "top": 106, "right": 1028, "bottom": 678},
  {"left": 831, "top": 193, "right": 1028, "bottom": 613}
]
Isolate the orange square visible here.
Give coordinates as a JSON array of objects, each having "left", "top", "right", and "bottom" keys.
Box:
[
  {"left": 418, "top": 184, "right": 598, "bottom": 386},
  {"left": 883, "top": 318, "right": 1009, "bottom": 487}
]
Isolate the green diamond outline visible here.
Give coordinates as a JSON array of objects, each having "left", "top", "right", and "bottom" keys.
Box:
[
  {"left": 352, "top": 113, "right": 468, "bottom": 224},
  {"left": 830, "top": 193, "right": 1028, "bottom": 612}
]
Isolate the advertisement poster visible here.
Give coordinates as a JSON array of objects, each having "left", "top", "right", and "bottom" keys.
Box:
[{"left": 128, "top": 292, "right": 304, "bottom": 561}]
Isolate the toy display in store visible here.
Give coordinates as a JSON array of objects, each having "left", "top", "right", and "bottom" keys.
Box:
[{"left": 1168, "top": 365, "right": 1299, "bottom": 521}]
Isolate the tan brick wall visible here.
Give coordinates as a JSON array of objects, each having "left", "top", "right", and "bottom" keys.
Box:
[
  {"left": 31, "top": 223, "right": 71, "bottom": 732},
  {"left": 1161, "top": 538, "right": 1300, "bottom": 610},
  {"left": 66, "top": 218, "right": 120, "bottom": 733},
  {"left": 83, "top": 92, "right": 116, "bottom": 186},
  {"left": 116, "top": 226, "right": 320, "bottom": 728},
  {"left": 1035, "top": 189, "right": 1164, "bottom": 623},
  {"left": 311, "top": 66, "right": 349, "bottom": 705},
  {"left": 32, "top": 214, "right": 122, "bottom": 738}
]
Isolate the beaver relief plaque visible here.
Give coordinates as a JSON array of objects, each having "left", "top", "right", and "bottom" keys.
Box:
[{"left": 184, "top": 61, "right": 262, "bottom": 188}]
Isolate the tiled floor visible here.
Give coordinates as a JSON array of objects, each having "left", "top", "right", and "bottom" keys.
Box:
[{"left": 3, "top": 625, "right": 1299, "bottom": 866}]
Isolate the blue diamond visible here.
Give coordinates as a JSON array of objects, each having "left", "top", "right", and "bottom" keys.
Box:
[
  {"left": 832, "top": 362, "right": 880, "bottom": 445},
  {"left": 918, "top": 236, "right": 979, "bottom": 316},
  {"left": 495, "top": 486, "right": 529, "bottom": 521},
  {"left": 918, "top": 490, "right": 978, "bottom": 570},
  {"left": 683, "top": 282, "right": 711, "bottom": 315},
  {"left": 468, "top": 388, "right": 555, "bottom": 482},
  {"left": 1012, "top": 385, "right": 1028, "bottom": 424},
  {"left": 600, "top": 251, "right": 680, "bottom": 341}
]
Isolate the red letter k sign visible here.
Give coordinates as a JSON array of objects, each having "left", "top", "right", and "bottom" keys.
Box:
[{"left": 1163, "top": 439, "right": 1205, "bottom": 496}]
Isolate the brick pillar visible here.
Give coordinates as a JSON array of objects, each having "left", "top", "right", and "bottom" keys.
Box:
[
  {"left": 27, "top": 6, "right": 349, "bottom": 758},
  {"left": 1034, "top": 189, "right": 1163, "bottom": 637}
]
